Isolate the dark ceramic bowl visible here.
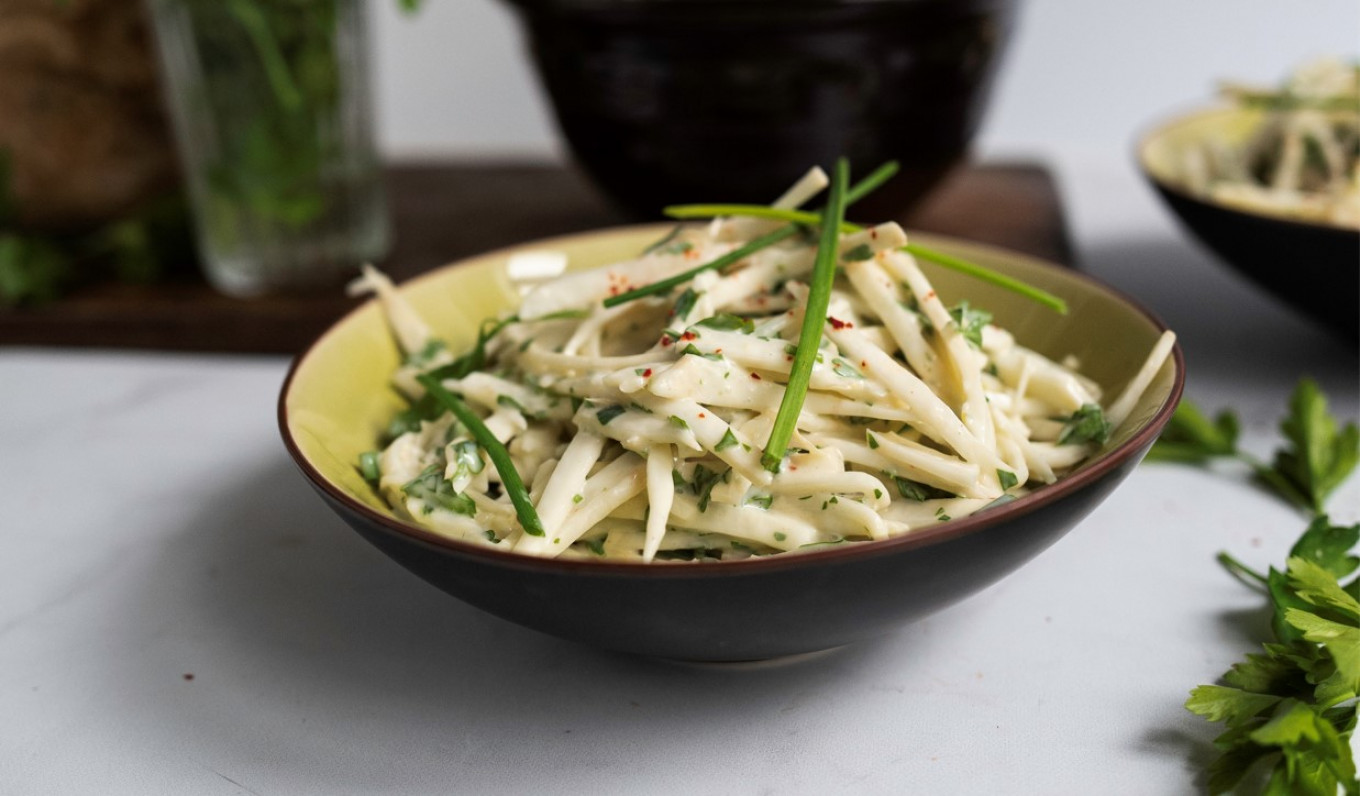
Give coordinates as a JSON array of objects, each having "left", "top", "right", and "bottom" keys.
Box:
[
  {"left": 501, "top": 0, "right": 1018, "bottom": 219},
  {"left": 280, "top": 226, "right": 1183, "bottom": 662},
  {"left": 1138, "top": 106, "right": 1360, "bottom": 343}
]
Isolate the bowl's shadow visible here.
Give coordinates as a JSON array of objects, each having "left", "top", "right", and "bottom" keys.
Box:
[
  {"left": 109, "top": 456, "right": 976, "bottom": 790},
  {"left": 1080, "top": 236, "right": 1356, "bottom": 390}
]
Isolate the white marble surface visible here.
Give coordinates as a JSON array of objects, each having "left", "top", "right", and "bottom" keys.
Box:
[{"left": 1, "top": 155, "right": 1357, "bottom": 794}]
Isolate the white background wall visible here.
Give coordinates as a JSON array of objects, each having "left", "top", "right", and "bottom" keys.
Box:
[{"left": 368, "top": 0, "right": 1360, "bottom": 162}]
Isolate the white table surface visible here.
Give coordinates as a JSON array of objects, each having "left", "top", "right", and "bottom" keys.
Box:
[{"left": 2, "top": 156, "right": 1356, "bottom": 796}]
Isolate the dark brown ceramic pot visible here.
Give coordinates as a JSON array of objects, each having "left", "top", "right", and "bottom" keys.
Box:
[{"left": 502, "top": 0, "right": 1019, "bottom": 219}]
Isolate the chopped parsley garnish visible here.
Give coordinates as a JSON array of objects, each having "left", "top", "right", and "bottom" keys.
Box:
[
  {"left": 672, "top": 287, "right": 700, "bottom": 319},
  {"left": 425, "top": 315, "right": 518, "bottom": 382},
  {"left": 595, "top": 404, "right": 626, "bottom": 425},
  {"left": 998, "top": 469, "right": 1019, "bottom": 490},
  {"left": 948, "top": 301, "right": 992, "bottom": 349},
  {"left": 403, "top": 338, "right": 447, "bottom": 367},
  {"left": 715, "top": 428, "right": 740, "bottom": 452},
  {"left": 1058, "top": 403, "right": 1113, "bottom": 446},
  {"left": 842, "top": 243, "right": 874, "bottom": 262},
  {"left": 659, "top": 240, "right": 694, "bottom": 255},
  {"left": 890, "top": 473, "right": 955, "bottom": 502},
  {"left": 448, "top": 439, "right": 485, "bottom": 481},
  {"left": 641, "top": 224, "right": 685, "bottom": 255},
  {"left": 832, "top": 357, "right": 864, "bottom": 379},
  {"left": 496, "top": 394, "right": 527, "bottom": 413},
  {"left": 668, "top": 415, "right": 690, "bottom": 431},
  {"left": 358, "top": 451, "right": 381, "bottom": 482},
  {"left": 402, "top": 464, "right": 476, "bottom": 517},
  {"left": 695, "top": 313, "right": 755, "bottom": 334},
  {"left": 416, "top": 374, "right": 543, "bottom": 537},
  {"left": 681, "top": 343, "right": 722, "bottom": 360},
  {"left": 690, "top": 464, "right": 726, "bottom": 512},
  {"left": 746, "top": 493, "right": 774, "bottom": 510}
]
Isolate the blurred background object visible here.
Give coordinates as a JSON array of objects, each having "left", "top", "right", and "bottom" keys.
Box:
[
  {"left": 148, "top": 0, "right": 389, "bottom": 297},
  {"left": 1138, "top": 58, "right": 1359, "bottom": 342},
  {"left": 0, "top": 0, "right": 177, "bottom": 228},
  {"left": 498, "top": 0, "right": 1017, "bottom": 219},
  {"left": 0, "top": 0, "right": 189, "bottom": 304}
]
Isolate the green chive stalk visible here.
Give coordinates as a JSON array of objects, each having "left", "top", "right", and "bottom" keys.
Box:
[
  {"left": 605, "top": 162, "right": 901, "bottom": 309},
  {"left": 761, "top": 157, "right": 850, "bottom": 472}
]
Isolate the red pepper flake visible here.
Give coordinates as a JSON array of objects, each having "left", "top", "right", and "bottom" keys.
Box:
[
  {"left": 750, "top": 373, "right": 761, "bottom": 380},
  {"left": 642, "top": 368, "right": 653, "bottom": 378},
  {"left": 680, "top": 331, "right": 697, "bottom": 341},
  {"left": 860, "top": 360, "right": 867, "bottom": 368},
  {"left": 789, "top": 465, "right": 798, "bottom": 471},
  {"left": 660, "top": 336, "right": 673, "bottom": 347},
  {"left": 715, "top": 348, "right": 723, "bottom": 354},
  {"left": 924, "top": 290, "right": 936, "bottom": 300},
  {"left": 828, "top": 316, "right": 853, "bottom": 330},
  {"left": 182, "top": 673, "right": 195, "bottom": 682},
  {"left": 786, "top": 355, "right": 794, "bottom": 362},
  {"left": 698, "top": 413, "right": 707, "bottom": 418}
]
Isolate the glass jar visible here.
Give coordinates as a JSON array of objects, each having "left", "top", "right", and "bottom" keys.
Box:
[{"left": 148, "top": 0, "right": 388, "bottom": 296}]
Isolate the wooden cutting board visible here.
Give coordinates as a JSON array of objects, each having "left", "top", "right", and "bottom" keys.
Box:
[{"left": 0, "top": 161, "right": 1072, "bottom": 354}]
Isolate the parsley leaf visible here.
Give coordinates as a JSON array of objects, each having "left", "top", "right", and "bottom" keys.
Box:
[
  {"left": 1171, "top": 380, "right": 1360, "bottom": 795},
  {"left": 948, "top": 301, "right": 991, "bottom": 349},
  {"left": 595, "top": 404, "right": 626, "bottom": 426},
  {"left": 1270, "top": 379, "right": 1359, "bottom": 514},
  {"left": 1289, "top": 516, "right": 1360, "bottom": 580},
  {"left": 842, "top": 243, "right": 874, "bottom": 262},
  {"left": 1146, "top": 400, "right": 1240, "bottom": 462},
  {"left": 1057, "top": 403, "right": 1113, "bottom": 446},
  {"left": 672, "top": 287, "right": 700, "bottom": 320},
  {"left": 694, "top": 313, "right": 755, "bottom": 334},
  {"left": 1149, "top": 380, "right": 1357, "bottom": 517}
]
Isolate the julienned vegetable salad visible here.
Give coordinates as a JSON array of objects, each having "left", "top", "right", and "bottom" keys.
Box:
[
  {"left": 353, "top": 161, "right": 1176, "bottom": 562},
  {"left": 1185, "top": 57, "right": 1360, "bottom": 228}
]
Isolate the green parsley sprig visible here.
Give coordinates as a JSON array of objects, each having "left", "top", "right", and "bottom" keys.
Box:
[
  {"left": 1153, "top": 378, "right": 1359, "bottom": 794},
  {"left": 1148, "top": 378, "right": 1358, "bottom": 513}
]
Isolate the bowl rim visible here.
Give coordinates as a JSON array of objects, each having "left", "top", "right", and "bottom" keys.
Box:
[
  {"left": 279, "top": 224, "right": 1185, "bottom": 578},
  {"left": 1134, "top": 103, "right": 1360, "bottom": 238}
]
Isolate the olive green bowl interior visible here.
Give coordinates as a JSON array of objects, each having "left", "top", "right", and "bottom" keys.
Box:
[
  {"left": 280, "top": 225, "right": 1182, "bottom": 660},
  {"left": 286, "top": 225, "right": 1176, "bottom": 516},
  {"left": 1138, "top": 105, "right": 1266, "bottom": 190}
]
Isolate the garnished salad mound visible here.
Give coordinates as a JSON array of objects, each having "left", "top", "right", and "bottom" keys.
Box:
[
  {"left": 353, "top": 161, "right": 1176, "bottom": 562},
  {"left": 1185, "top": 57, "right": 1360, "bottom": 228}
]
